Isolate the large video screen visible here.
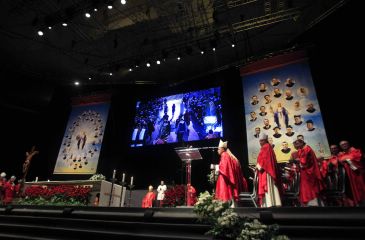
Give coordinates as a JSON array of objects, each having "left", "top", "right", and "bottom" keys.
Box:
[{"left": 131, "top": 87, "right": 222, "bottom": 147}]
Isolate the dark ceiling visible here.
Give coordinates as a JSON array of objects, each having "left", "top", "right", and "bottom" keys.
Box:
[{"left": 0, "top": 0, "right": 349, "bottom": 111}]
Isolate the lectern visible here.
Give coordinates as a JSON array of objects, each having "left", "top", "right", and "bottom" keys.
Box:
[{"left": 175, "top": 147, "right": 202, "bottom": 205}]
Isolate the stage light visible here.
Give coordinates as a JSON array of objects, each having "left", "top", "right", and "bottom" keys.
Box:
[
  {"left": 121, "top": 0, "right": 127, "bottom": 5},
  {"left": 109, "top": 72, "right": 113, "bottom": 76},
  {"left": 85, "top": 12, "right": 91, "bottom": 18},
  {"left": 108, "top": 5, "right": 113, "bottom": 9},
  {"left": 129, "top": 68, "right": 132, "bottom": 72},
  {"left": 62, "top": 22, "right": 68, "bottom": 27},
  {"left": 94, "top": 8, "right": 98, "bottom": 12},
  {"left": 212, "top": 47, "right": 216, "bottom": 52},
  {"left": 88, "top": 77, "right": 91, "bottom": 80},
  {"left": 156, "top": 60, "right": 161, "bottom": 65},
  {"left": 146, "top": 62, "right": 151, "bottom": 67},
  {"left": 37, "top": 30, "right": 44, "bottom": 36},
  {"left": 231, "top": 43, "right": 235, "bottom": 48},
  {"left": 48, "top": 26, "right": 52, "bottom": 30},
  {"left": 74, "top": 81, "right": 80, "bottom": 86},
  {"left": 200, "top": 50, "right": 204, "bottom": 55},
  {"left": 177, "top": 56, "right": 181, "bottom": 61}
]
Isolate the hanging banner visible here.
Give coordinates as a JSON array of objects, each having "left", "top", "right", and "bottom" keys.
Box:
[
  {"left": 241, "top": 51, "right": 330, "bottom": 164},
  {"left": 54, "top": 96, "right": 110, "bottom": 174}
]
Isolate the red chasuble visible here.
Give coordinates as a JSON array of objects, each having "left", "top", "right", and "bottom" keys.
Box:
[
  {"left": 338, "top": 147, "right": 365, "bottom": 205},
  {"left": 215, "top": 151, "right": 248, "bottom": 202},
  {"left": 297, "top": 145, "right": 323, "bottom": 204},
  {"left": 142, "top": 192, "right": 156, "bottom": 208},
  {"left": 257, "top": 143, "right": 281, "bottom": 204},
  {"left": 187, "top": 185, "right": 197, "bottom": 206}
]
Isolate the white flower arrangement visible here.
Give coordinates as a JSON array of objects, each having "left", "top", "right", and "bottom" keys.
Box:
[
  {"left": 194, "top": 191, "right": 289, "bottom": 240},
  {"left": 89, "top": 174, "right": 106, "bottom": 181}
]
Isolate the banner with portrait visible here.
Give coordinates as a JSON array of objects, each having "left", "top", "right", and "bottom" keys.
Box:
[
  {"left": 241, "top": 51, "right": 330, "bottom": 164},
  {"left": 54, "top": 96, "right": 110, "bottom": 174}
]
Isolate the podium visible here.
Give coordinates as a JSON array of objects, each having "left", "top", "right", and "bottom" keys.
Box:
[{"left": 175, "top": 148, "right": 202, "bottom": 205}]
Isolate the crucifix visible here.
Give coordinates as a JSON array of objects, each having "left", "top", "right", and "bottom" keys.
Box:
[{"left": 22, "top": 146, "right": 39, "bottom": 182}]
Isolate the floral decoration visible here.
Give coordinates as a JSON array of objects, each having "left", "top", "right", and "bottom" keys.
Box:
[
  {"left": 89, "top": 173, "right": 106, "bottom": 181},
  {"left": 194, "top": 191, "right": 289, "bottom": 240},
  {"left": 162, "top": 184, "right": 185, "bottom": 207},
  {"left": 17, "top": 185, "right": 91, "bottom": 206}
]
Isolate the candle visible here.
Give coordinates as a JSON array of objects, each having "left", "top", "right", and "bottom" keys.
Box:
[
  {"left": 122, "top": 173, "right": 125, "bottom": 182},
  {"left": 35, "top": 177, "right": 38, "bottom": 182},
  {"left": 130, "top": 176, "right": 134, "bottom": 186},
  {"left": 210, "top": 164, "right": 214, "bottom": 170},
  {"left": 112, "top": 169, "right": 116, "bottom": 179}
]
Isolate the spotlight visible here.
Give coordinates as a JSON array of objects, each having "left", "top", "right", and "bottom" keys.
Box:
[
  {"left": 212, "top": 47, "right": 216, "bottom": 51},
  {"left": 231, "top": 43, "right": 235, "bottom": 48},
  {"left": 74, "top": 81, "right": 80, "bottom": 86},
  {"left": 200, "top": 50, "right": 204, "bottom": 55},
  {"left": 129, "top": 68, "right": 132, "bottom": 72},
  {"left": 156, "top": 60, "right": 161, "bottom": 65},
  {"left": 48, "top": 26, "right": 52, "bottom": 30},
  {"left": 85, "top": 12, "right": 91, "bottom": 18},
  {"left": 146, "top": 62, "right": 151, "bottom": 67},
  {"left": 94, "top": 8, "right": 98, "bottom": 12},
  {"left": 88, "top": 77, "right": 91, "bottom": 80},
  {"left": 37, "top": 30, "right": 44, "bottom": 36},
  {"left": 121, "top": 0, "right": 127, "bottom": 4},
  {"left": 109, "top": 72, "right": 113, "bottom": 76},
  {"left": 177, "top": 56, "right": 181, "bottom": 61},
  {"left": 62, "top": 22, "right": 68, "bottom": 27},
  {"left": 108, "top": 5, "right": 113, "bottom": 9}
]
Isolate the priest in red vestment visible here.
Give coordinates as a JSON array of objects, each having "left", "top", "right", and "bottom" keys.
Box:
[
  {"left": 256, "top": 134, "right": 282, "bottom": 207},
  {"left": 215, "top": 140, "right": 248, "bottom": 204},
  {"left": 338, "top": 140, "right": 365, "bottom": 206},
  {"left": 186, "top": 184, "right": 197, "bottom": 206},
  {"left": 293, "top": 139, "right": 323, "bottom": 206},
  {"left": 142, "top": 185, "right": 156, "bottom": 208},
  {"left": 321, "top": 145, "right": 340, "bottom": 178},
  {"left": 3, "top": 176, "right": 17, "bottom": 205}
]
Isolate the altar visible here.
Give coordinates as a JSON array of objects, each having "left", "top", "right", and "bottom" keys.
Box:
[{"left": 23, "top": 180, "right": 127, "bottom": 207}]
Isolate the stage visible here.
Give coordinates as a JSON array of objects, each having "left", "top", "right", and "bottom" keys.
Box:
[{"left": 1, "top": 205, "right": 365, "bottom": 239}]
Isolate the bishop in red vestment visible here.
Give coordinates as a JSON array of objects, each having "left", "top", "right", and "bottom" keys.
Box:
[
  {"left": 142, "top": 185, "right": 156, "bottom": 208},
  {"left": 293, "top": 139, "right": 323, "bottom": 206},
  {"left": 215, "top": 140, "right": 248, "bottom": 203},
  {"left": 257, "top": 134, "right": 282, "bottom": 207},
  {"left": 338, "top": 141, "right": 365, "bottom": 206}
]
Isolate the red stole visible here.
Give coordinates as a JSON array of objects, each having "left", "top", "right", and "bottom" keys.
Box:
[
  {"left": 215, "top": 152, "right": 247, "bottom": 202},
  {"left": 338, "top": 147, "right": 365, "bottom": 205}
]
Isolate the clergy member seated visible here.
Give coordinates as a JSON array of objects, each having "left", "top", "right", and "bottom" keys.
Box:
[{"left": 142, "top": 185, "right": 156, "bottom": 208}]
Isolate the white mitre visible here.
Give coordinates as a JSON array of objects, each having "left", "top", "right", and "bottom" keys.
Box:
[{"left": 218, "top": 139, "right": 227, "bottom": 149}]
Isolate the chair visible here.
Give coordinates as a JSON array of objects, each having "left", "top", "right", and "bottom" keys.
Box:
[
  {"left": 238, "top": 170, "right": 258, "bottom": 207},
  {"left": 282, "top": 167, "right": 301, "bottom": 207},
  {"left": 324, "top": 164, "right": 346, "bottom": 206}
]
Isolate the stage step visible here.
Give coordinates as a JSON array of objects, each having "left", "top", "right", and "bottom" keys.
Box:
[{"left": 1, "top": 206, "right": 365, "bottom": 239}]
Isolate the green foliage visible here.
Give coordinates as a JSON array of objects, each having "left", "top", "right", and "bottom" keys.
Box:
[{"left": 194, "top": 191, "right": 289, "bottom": 240}]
